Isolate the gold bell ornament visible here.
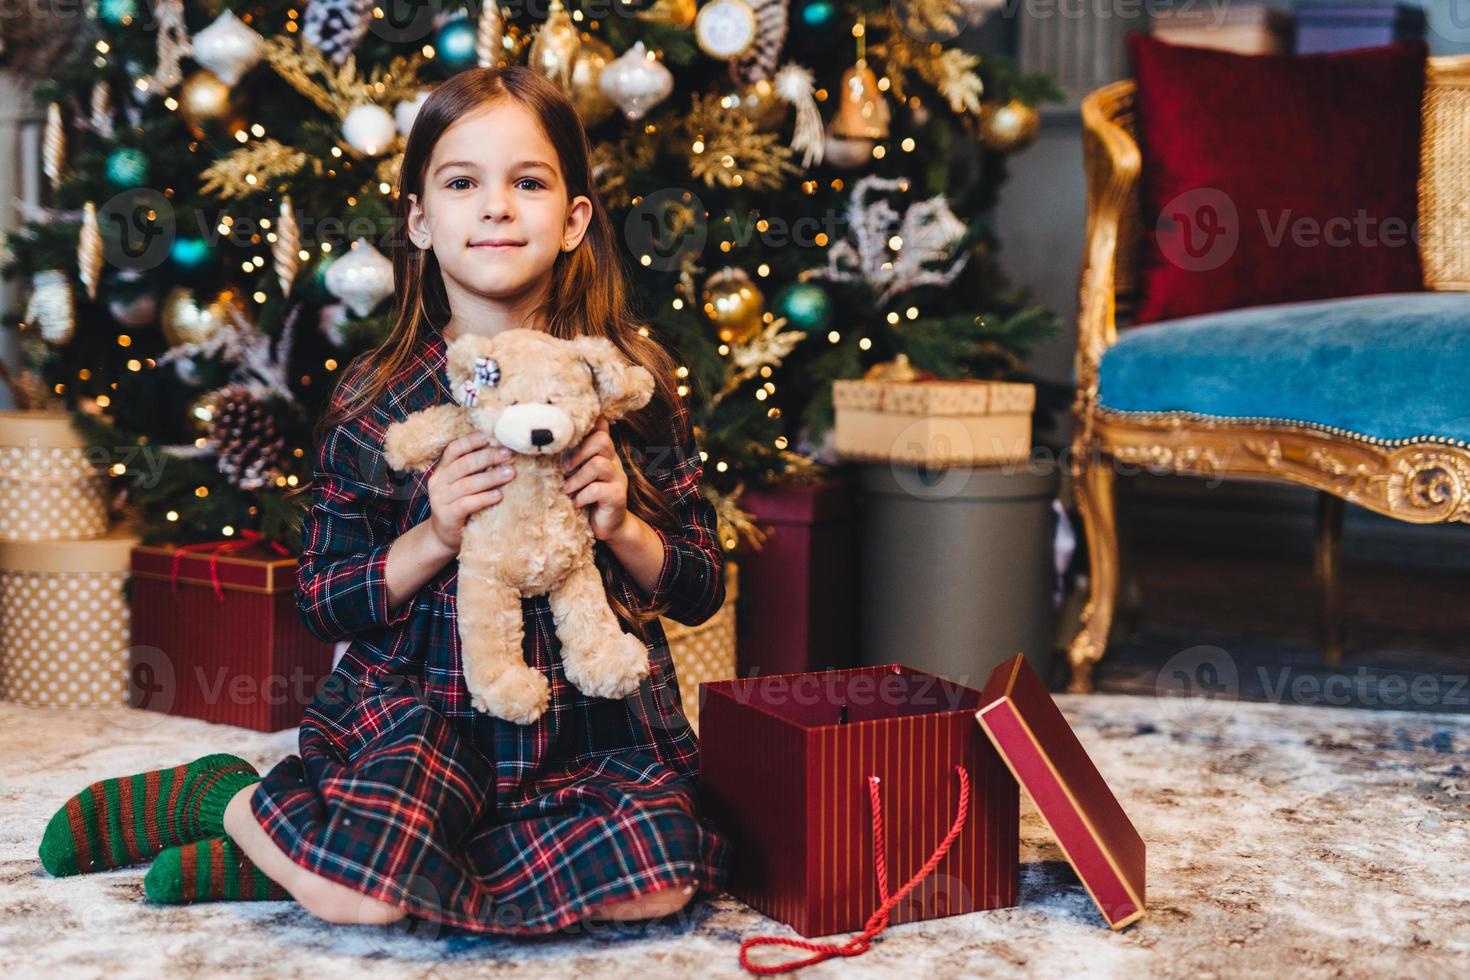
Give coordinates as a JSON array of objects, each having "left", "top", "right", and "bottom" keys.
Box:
[{"left": 830, "top": 18, "right": 889, "bottom": 141}]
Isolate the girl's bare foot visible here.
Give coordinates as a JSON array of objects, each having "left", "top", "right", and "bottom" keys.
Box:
[
  {"left": 585, "top": 882, "right": 696, "bottom": 922},
  {"left": 222, "top": 784, "right": 407, "bottom": 925}
]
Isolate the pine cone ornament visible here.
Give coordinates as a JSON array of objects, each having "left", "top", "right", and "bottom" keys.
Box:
[
  {"left": 733, "top": 0, "right": 789, "bottom": 85},
  {"left": 205, "top": 384, "right": 290, "bottom": 491},
  {"left": 303, "top": 0, "right": 371, "bottom": 64}
]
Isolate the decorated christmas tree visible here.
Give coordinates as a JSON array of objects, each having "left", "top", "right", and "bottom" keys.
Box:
[{"left": 0, "top": 0, "right": 1059, "bottom": 553}]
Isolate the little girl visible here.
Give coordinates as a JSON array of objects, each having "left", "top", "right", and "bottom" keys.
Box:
[{"left": 38, "top": 66, "right": 732, "bottom": 935}]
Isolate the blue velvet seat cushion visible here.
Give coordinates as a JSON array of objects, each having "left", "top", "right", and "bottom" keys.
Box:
[{"left": 1096, "top": 292, "right": 1470, "bottom": 445}]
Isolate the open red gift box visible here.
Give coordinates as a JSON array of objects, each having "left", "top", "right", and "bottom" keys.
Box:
[{"left": 699, "top": 656, "right": 1145, "bottom": 939}]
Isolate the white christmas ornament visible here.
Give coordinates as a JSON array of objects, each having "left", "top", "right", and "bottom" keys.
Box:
[
  {"left": 191, "top": 10, "right": 264, "bottom": 87},
  {"left": 26, "top": 270, "right": 75, "bottom": 345},
  {"left": 960, "top": 0, "right": 1006, "bottom": 27},
  {"left": 342, "top": 103, "right": 397, "bottom": 156},
  {"left": 774, "top": 63, "right": 823, "bottom": 167},
  {"left": 599, "top": 42, "right": 674, "bottom": 121},
  {"left": 394, "top": 91, "right": 430, "bottom": 136},
  {"left": 325, "top": 238, "right": 394, "bottom": 317},
  {"left": 695, "top": 0, "right": 758, "bottom": 60},
  {"left": 806, "top": 176, "right": 971, "bottom": 304}
]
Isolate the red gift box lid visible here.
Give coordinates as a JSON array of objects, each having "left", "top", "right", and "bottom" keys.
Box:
[
  {"left": 975, "top": 654, "right": 1146, "bottom": 929},
  {"left": 131, "top": 543, "right": 298, "bottom": 594}
]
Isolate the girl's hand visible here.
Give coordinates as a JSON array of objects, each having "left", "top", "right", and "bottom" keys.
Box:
[
  {"left": 561, "top": 417, "right": 631, "bottom": 542},
  {"left": 426, "top": 431, "right": 517, "bottom": 554}
]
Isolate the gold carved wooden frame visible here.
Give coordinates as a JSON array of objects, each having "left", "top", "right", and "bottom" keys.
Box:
[{"left": 1066, "top": 58, "right": 1470, "bottom": 693}]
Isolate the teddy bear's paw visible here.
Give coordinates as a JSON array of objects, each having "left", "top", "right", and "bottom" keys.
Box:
[
  {"left": 382, "top": 425, "right": 412, "bottom": 472},
  {"left": 472, "top": 666, "right": 551, "bottom": 725},
  {"left": 561, "top": 632, "right": 651, "bottom": 700}
]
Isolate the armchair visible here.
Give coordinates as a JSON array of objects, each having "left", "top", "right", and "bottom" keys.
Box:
[{"left": 1067, "top": 56, "right": 1470, "bottom": 693}]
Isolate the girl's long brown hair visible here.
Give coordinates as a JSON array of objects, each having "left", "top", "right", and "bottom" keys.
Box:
[{"left": 312, "top": 66, "right": 688, "bottom": 639}]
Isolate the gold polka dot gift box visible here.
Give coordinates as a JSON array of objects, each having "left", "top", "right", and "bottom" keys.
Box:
[
  {"left": 0, "top": 526, "right": 137, "bottom": 707},
  {"left": 831, "top": 375, "right": 1036, "bottom": 468},
  {"left": 0, "top": 409, "right": 111, "bottom": 542}
]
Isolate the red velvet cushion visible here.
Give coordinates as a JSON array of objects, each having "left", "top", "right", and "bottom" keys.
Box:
[{"left": 1127, "top": 35, "right": 1427, "bottom": 325}]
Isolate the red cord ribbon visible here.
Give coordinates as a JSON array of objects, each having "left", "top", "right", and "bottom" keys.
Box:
[
  {"left": 169, "top": 529, "right": 291, "bottom": 602},
  {"left": 738, "top": 764, "right": 972, "bottom": 975}
]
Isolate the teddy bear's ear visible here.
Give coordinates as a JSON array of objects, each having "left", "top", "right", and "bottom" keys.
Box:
[{"left": 571, "top": 335, "right": 655, "bottom": 420}]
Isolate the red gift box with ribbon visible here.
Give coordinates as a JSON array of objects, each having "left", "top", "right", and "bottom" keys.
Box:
[
  {"left": 127, "top": 534, "right": 338, "bottom": 732},
  {"left": 704, "top": 659, "right": 1147, "bottom": 975},
  {"left": 697, "top": 664, "right": 1020, "bottom": 945}
]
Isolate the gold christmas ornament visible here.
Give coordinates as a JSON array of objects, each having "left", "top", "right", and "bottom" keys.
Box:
[
  {"left": 979, "top": 99, "right": 1041, "bottom": 154},
  {"left": 43, "top": 102, "right": 65, "bottom": 192},
  {"left": 695, "top": 0, "right": 758, "bottom": 60},
  {"left": 179, "top": 69, "right": 232, "bottom": 139},
  {"left": 701, "top": 266, "right": 766, "bottom": 345},
  {"left": 639, "top": 0, "right": 698, "bottom": 28},
  {"left": 162, "top": 287, "right": 242, "bottom": 348},
  {"left": 186, "top": 389, "right": 220, "bottom": 436},
  {"left": 477, "top": 1, "right": 506, "bottom": 68},
  {"left": 78, "top": 202, "right": 103, "bottom": 301},
  {"left": 568, "top": 36, "right": 617, "bottom": 127},
  {"left": 528, "top": 0, "right": 581, "bottom": 90},
  {"left": 26, "top": 270, "right": 75, "bottom": 345},
  {"left": 90, "top": 81, "right": 114, "bottom": 139},
  {"left": 831, "top": 60, "right": 890, "bottom": 140},
  {"left": 274, "top": 196, "right": 301, "bottom": 298}
]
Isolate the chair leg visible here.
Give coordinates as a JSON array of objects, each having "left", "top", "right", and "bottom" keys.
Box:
[
  {"left": 1314, "top": 491, "right": 1345, "bottom": 666},
  {"left": 1067, "top": 454, "right": 1120, "bottom": 693}
]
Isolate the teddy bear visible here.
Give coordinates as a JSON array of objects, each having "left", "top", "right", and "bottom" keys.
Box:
[{"left": 382, "top": 328, "right": 656, "bottom": 725}]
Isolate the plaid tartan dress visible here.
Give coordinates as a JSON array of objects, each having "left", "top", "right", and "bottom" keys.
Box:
[{"left": 248, "top": 328, "right": 732, "bottom": 934}]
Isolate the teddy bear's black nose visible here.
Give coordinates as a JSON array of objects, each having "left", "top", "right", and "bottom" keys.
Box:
[{"left": 530, "top": 428, "right": 554, "bottom": 447}]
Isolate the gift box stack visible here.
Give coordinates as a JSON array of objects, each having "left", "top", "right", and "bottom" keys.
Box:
[
  {"left": 832, "top": 373, "right": 1035, "bottom": 468},
  {"left": 734, "top": 478, "right": 859, "bottom": 678},
  {"left": 128, "top": 537, "right": 339, "bottom": 732},
  {"left": 699, "top": 655, "right": 1144, "bottom": 963},
  {"left": 0, "top": 409, "right": 138, "bottom": 707}
]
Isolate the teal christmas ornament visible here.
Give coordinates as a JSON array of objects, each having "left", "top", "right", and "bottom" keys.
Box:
[
  {"left": 169, "top": 236, "right": 213, "bottom": 271},
  {"left": 99, "top": 0, "right": 139, "bottom": 26},
  {"left": 434, "top": 16, "right": 479, "bottom": 74},
  {"left": 798, "top": 0, "right": 837, "bottom": 31},
  {"left": 105, "top": 148, "right": 149, "bottom": 188},
  {"left": 776, "top": 281, "right": 833, "bottom": 333}
]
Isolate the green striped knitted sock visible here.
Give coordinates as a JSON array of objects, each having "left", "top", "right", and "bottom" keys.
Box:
[
  {"left": 38, "top": 753, "right": 262, "bottom": 877},
  {"left": 144, "top": 836, "right": 291, "bottom": 904}
]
